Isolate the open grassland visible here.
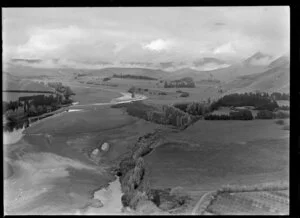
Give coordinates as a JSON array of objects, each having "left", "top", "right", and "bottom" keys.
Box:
[
  {"left": 144, "top": 119, "right": 289, "bottom": 196},
  {"left": 76, "top": 76, "right": 221, "bottom": 106}
]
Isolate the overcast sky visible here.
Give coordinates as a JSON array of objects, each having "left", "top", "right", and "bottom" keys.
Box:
[{"left": 3, "top": 7, "right": 290, "bottom": 66}]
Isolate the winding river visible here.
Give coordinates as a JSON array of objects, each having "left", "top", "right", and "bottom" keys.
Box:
[{"left": 3, "top": 91, "right": 147, "bottom": 215}]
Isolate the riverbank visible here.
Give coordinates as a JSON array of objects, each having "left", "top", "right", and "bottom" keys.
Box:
[
  {"left": 114, "top": 130, "right": 191, "bottom": 215},
  {"left": 3, "top": 89, "right": 152, "bottom": 215}
]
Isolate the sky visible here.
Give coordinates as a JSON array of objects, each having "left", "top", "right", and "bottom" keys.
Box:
[{"left": 2, "top": 7, "right": 290, "bottom": 69}]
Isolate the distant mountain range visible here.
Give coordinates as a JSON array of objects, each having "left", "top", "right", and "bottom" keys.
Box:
[{"left": 4, "top": 52, "right": 290, "bottom": 94}]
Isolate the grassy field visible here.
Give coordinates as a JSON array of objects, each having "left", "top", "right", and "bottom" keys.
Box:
[
  {"left": 75, "top": 76, "right": 221, "bottom": 106},
  {"left": 206, "top": 189, "right": 289, "bottom": 215},
  {"left": 144, "top": 119, "right": 289, "bottom": 195}
]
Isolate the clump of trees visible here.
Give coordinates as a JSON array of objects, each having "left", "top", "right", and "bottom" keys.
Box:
[
  {"left": 273, "top": 110, "right": 289, "bottom": 119},
  {"left": 278, "top": 105, "right": 289, "bottom": 111},
  {"left": 255, "top": 110, "right": 274, "bottom": 119},
  {"left": 209, "top": 92, "right": 279, "bottom": 111},
  {"left": 103, "top": 77, "right": 111, "bottom": 82},
  {"left": 270, "top": 92, "right": 289, "bottom": 100},
  {"left": 173, "top": 102, "right": 190, "bottom": 112},
  {"left": 186, "top": 102, "right": 210, "bottom": 116},
  {"left": 255, "top": 110, "right": 289, "bottom": 119},
  {"left": 111, "top": 101, "right": 193, "bottom": 129},
  {"left": 164, "top": 77, "right": 195, "bottom": 88},
  {"left": 162, "top": 105, "right": 192, "bottom": 128},
  {"left": 47, "top": 82, "right": 75, "bottom": 100},
  {"left": 173, "top": 102, "right": 211, "bottom": 116},
  {"left": 113, "top": 74, "right": 157, "bottom": 81},
  {"left": 3, "top": 101, "right": 22, "bottom": 113},
  {"left": 30, "top": 95, "right": 59, "bottom": 107}
]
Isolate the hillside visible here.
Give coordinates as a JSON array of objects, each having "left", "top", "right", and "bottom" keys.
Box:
[{"left": 222, "top": 61, "right": 289, "bottom": 94}]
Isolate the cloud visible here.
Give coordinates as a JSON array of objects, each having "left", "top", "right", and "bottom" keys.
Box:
[
  {"left": 142, "top": 39, "right": 174, "bottom": 52},
  {"left": 3, "top": 7, "right": 289, "bottom": 67},
  {"left": 213, "top": 42, "right": 237, "bottom": 55},
  {"left": 16, "top": 26, "right": 87, "bottom": 59}
]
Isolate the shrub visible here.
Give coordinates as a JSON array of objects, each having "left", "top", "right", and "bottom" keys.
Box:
[
  {"left": 273, "top": 111, "right": 289, "bottom": 119},
  {"left": 103, "top": 77, "right": 111, "bottom": 82},
  {"left": 204, "top": 114, "right": 231, "bottom": 120},
  {"left": 158, "top": 92, "right": 167, "bottom": 95},
  {"left": 256, "top": 110, "right": 274, "bottom": 119},
  {"left": 275, "top": 119, "right": 285, "bottom": 125},
  {"left": 283, "top": 125, "right": 290, "bottom": 130},
  {"left": 229, "top": 109, "right": 253, "bottom": 120},
  {"left": 180, "top": 92, "right": 189, "bottom": 97},
  {"left": 278, "top": 105, "right": 289, "bottom": 110}
]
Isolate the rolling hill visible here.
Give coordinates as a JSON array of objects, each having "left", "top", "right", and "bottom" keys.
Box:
[{"left": 221, "top": 56, "right": 289, "bottom": 94}]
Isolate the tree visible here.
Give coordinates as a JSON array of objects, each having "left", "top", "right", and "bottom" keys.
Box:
[{"left": 64, "top": 86, "right": 75, "bottom": 100}]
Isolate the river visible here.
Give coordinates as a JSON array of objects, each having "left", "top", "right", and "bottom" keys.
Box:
[{"left": 3, "top": 91, "right": 147, "bottom": 215}]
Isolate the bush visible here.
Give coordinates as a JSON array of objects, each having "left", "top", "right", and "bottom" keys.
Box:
[
  {"left": 180, "top": 92, "right": 189, "bottom": 97},
  {"left": 204, "top": 114, "right": 231, "bottom": 120},
  {"left": 256, "top": 110, "right": 274, "bottom": 119},
  {"left": 103, "top": 77, "right": 111, "bottom": 82},
  {"left": 275, "top": 119, "right": 285, "bottom": 125},
  {"left": 158, "top": 92, "right": 167, "bottom": 95},
  {"left": 229, "top": 109, "right": 253, "bottom": 120},
  {"left": 278, "top": 105, "right": 289, "bottom": 110},
  {"left": 283, "top": 125, "right": 290, "bottom": 130},
  {"left": 273, "top": 111, "right": 289, "bottom": 119}
]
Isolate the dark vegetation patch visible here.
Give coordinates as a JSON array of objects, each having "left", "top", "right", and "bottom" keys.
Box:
[
  {"left": 275, "top": 119, "right": 285, "bottom": 125},
  {"left": 102, "top": 77, "right": 111, "bottom": 82},
  {"left": 210, "top": 92, "right": 279, "bottom": 111},
  {"left": 255, "top": 110, "right": 289, "bottom": 119},
  {"left": 113, "top": 74, "right": 157, "bottom": 80},
  {"left": 270, "top": 92, "right": 289, "bottom": 100},
  {"left": 164, "top": 77, "right": 195, "bottom": 88},
  {"left": 278, "top": 105, "right": 289, "bottom": 111},
  {"left": 111, "top": 101, "right": 195, "bottom": 129},
  {"left": 179, "top": 92, "right": 189, "bottom": 97},
  {"left": 204, "top": 109, "right": 253, "bottom": 120}
]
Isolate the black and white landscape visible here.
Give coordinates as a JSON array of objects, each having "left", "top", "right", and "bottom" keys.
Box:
[{"left": 3, "top": 7, "right": 289, "bottom": 215}]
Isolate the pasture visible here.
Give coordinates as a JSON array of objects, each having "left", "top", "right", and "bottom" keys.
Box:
[{"left": 144, "top": 119, "right": 289, "bottom": 195}]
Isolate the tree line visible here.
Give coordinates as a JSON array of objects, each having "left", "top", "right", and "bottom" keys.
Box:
[
  {"left": 210, "top": 92, "right": 279, "bottom": 111},
  {"left": 164, "top": 77, "right": 196, "bottom": 88},
  {"left": 113, "top": 74, "right": 157, "bottom": 80},
  {"left": 204, "top": 109, "right": 254, "bottom": 120},
  {"left": 270, "top": 92, "right": 289, "bottom": 100}
]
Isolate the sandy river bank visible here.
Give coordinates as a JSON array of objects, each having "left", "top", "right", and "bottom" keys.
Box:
[{"left": 3, "top": 90, "right": 148, "bottom": 215}]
